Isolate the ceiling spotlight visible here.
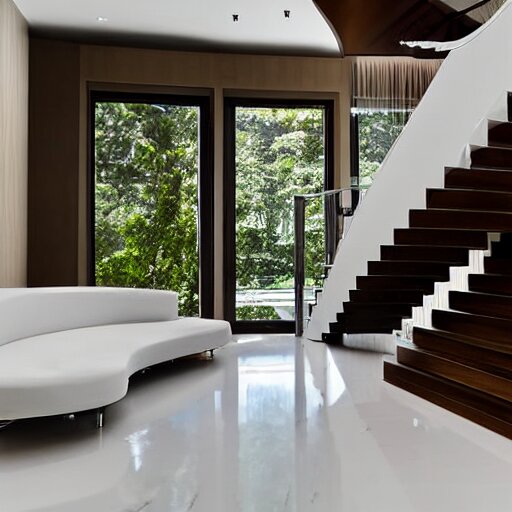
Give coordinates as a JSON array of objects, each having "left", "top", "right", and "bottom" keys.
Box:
[
  {"left": 284, "top": 10, "right": 291, "bottom": 18},
  {"left": 232, "top": 14, "right": 239, "bottom": 22},
  {"left": 96, "top": 16, "right": 108, "bottom": 22}
]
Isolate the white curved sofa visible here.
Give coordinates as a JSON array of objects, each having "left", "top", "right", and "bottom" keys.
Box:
[{"left": 0, "top": 287, "right": 231, "bottom": 421}]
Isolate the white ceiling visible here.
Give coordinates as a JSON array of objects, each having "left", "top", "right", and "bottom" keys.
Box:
[{"left": 13, "top": 0, "right": 341, "bottom": 56}]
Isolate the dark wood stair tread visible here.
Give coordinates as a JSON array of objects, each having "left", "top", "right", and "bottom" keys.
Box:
[
  {"left": 379, "top": 115, "right": 512, "bottom": 439},
  {"left": 488, "top": 122, "right": 512, "bottom": 149},
  {"left": 380, "top": 245, "right": 469, "bottom": 264},
  {"left": 384, "top": 361, "right": 512, "bottom": 439},
  {"left": 412, "top": 326, "right": 512, "bottom": 377},
  {"left": 469, "top": 273, "right": 512, "bottom": 295},
  {"left": 450, "top": 290, "right": 512, "bottom": 320},
  {"left": 349, "top": 288, "right": 425, "bottom": 304},
  {"left": 330, "top": 314, "right": 402, "bottom": 334},
  {"left": 322, "top": 332, "right": 343, "bottom": 344},
  {"left": 431, "top": 309, "right": 512, "bottom": 353},
  {"left": 427, "top": 188, "right": 512, "bottom": 212},
  {"left": 397, "top": 344, "right": 512, "bottom": 401},
  {"left": 484, "top": 257, "right": 512, "bottom": 275},
  {"left": 343, "top": 302, "right": 414, "bottom": 316},
  {"left": 394, "top": 228, "right": 488, "bottom": 248},
  {"left": 490, "top": 234, "right": 512, "bottom": 258},
  {"left": 471, "top": 146, "right": 512, "bottom": 170},
  {"left": 410, "top": 209, "right": 512, "bottom": 231},
  {"left": 445, "top": 167, "right": 512, "bottom": 192},
  {"left": 368, "top": 260, "right": 452, "bottom": 277},
  {"left": 356, "top": 275, "right": 447, "bottom": 292}
]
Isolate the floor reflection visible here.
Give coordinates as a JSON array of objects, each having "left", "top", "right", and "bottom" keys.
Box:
[{"left": 0, "top": 336, "right": 511, "bottom": 512}]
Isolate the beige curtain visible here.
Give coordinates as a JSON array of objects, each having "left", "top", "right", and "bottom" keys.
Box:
[{"left": 352, "top": 57, "right": 444, "bottom": 112}]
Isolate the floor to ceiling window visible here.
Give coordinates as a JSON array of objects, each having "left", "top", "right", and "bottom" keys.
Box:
[
  {"left": 224, "top": 98, "right": 334, "bottom": 333},
  {"left": 89, "top": 91, "right": 213, "bottom": 317},
  {"left": 350, "top": 57, "right": 442, "bottom": 188},
  {"left": 351, "top": 109, "right": 411, "bottom": 188}
]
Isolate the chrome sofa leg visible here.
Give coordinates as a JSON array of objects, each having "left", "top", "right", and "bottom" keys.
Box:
[{"left": 96, "top": 408, "right": 105, "bottom": 429}]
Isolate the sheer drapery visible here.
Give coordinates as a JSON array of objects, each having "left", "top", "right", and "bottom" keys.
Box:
[{"left": 352, "top": 57, "right": 444, "bottom": 112}]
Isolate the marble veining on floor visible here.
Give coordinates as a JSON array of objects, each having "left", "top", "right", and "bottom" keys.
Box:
[{"left": 0, "top": 335, "right": 511, "bottom": 512}]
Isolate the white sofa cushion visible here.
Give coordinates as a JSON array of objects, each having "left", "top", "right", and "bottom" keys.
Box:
[
  {"left": 0, "top": 287, "right": 178, "bottom": 347},
  {"left": 0, "top": 317, "right": 231, "bottom": 420}
]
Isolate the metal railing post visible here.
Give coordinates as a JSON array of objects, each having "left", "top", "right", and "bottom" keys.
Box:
[
  {"left": 294, "top": 196, "right": 306, "bottom": 337},
  {"left": 324, "top": 192, "right": 339, "bottom": 267},
  {"left": 293, "top": 187, "right": 365, "bottom": 339}
]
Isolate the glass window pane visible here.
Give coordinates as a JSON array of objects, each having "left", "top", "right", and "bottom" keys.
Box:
[
  {"left": 234, "top": 107, "right": 326, "bottom": 321},
  {"left": 94, "top": 101, "right": 200, "bottom": 316}
]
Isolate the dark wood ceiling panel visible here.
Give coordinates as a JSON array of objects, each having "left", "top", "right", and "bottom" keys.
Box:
[{"left": 314, "top": 0, "right": 481, "bottom": 56}]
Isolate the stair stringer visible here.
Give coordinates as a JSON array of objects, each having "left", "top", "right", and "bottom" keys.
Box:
[
  {"left": 306, "top": 2, "right": 512, "bottom": 341},
  {"left": 401, "top": 234, "right": 500, "bottom": 337}
]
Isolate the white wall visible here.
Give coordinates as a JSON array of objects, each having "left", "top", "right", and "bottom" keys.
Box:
[
  {"left": 0, "top": 0, "right": 28, "bottom": 286},
  {"left": 307, "top": 2, "right": 512, "bottom": 340}
]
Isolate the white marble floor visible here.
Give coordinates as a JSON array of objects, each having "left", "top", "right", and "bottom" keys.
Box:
[{"left": 0, "top": 335, "right": 511, "bottom": 512}]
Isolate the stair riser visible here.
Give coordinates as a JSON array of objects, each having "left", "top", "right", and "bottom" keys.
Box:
[
  {"left": 322, "top": 332, "right": 342, "bottom": 344},
  {"left": 427, "top": 189, "right": 512, "bottom": 212},
  {"left": 449, "top": 290, "right": 512, "bottom": 320},
  {"left": 484, "top": 258, "right": 512, "bottom": 275},
  {"left": 384, "top": 362, "right": 512, "bottom": 439},
  {"left": 356, "top": 276, "right": 443, "bottom": 292},
  {"left": 445, "top": 168, "right": 512, "bottom": 192},
  {"left": 432, "top": 310, "right": 512, "bottom": 353},
  {"left": 367, "top": 261, "right": 451, "bottom": 277},
  {"left": 381, "top": 245, "right": 469, "bottom": 264},
  {"left": 490, "top": 241, "right": 512, "bottom": 258},
  {"left": 349, "top": 289, "right": 424, "bottom": 305},
  {"left": 329, "top": 321, "right": 398, "bottom": 334},
  {"left": 394, "top": 229, "right": 488, "bottom": 248},
  {"left": 410, "top": 209, "right": 512, "bottom": 231},
  {"left": 413, "top": 326, "right": 512, "bottom": 376},
  {"left": 343, "top": 303, "right": 413, "bottom": 316},
  {"left": 471, "top": 147, "right": 512, "bottom": 170},
  {"left": 397, "top": 346, "right": 512, "bottom": 401},
  {"left": 488, "top": 123, "right": 512, "bottom": 149},
  {"left": 468, "top": 274, "right": 512, "bottom": 296}
]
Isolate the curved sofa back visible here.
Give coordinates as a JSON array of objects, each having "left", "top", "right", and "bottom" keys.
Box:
[{"left": 0, "top": 287, "right": 178, "bottom": 346}]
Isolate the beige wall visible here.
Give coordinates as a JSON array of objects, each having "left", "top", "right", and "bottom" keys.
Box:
[
  {"left": 78, "top": 45, "right": 352, "bottom": 317},
  {"left": 0, "top": 0, "right": 28, "bottom": 286},
  {"left": 28, "top": 41, "right": 351, "bottom": 317}
]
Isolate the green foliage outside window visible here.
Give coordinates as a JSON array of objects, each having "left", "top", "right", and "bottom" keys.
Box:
[
  {"left": 95, "top": 103, "right": 327, "bottom": 321},
  {"left": 357, "top": 110, "right": 410, "bottom": 187},
  {"left": 234, "top": 108, "right": 326, "bottom": 320},
  {"left": 95, "top": 102, "right": 200, "bottom": 316}
]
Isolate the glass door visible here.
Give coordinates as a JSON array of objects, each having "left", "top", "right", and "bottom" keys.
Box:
[
  {"left": 90, "top": 91, "right": 213, "bottom": 317},
  {"left": 224, "top": 98, "right": 334, "bottom": 333}
]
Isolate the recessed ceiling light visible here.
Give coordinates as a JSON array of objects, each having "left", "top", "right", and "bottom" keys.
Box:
[
  {"left": 284, "top": 10, "right": 291, "bottom": 18},
  {"left": 232, "top": 14, "right": 239, "bottom": 22},
  {"left": 96, "top": 16, "right": 108, "bottom": 23}
]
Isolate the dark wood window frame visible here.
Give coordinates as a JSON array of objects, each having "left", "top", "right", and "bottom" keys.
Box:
[
  {"left": 223, "top": 97, "right": 335, "bottom": 334},
  {"left": 88, "top": 89, "right": 215, "bottom": 318}
]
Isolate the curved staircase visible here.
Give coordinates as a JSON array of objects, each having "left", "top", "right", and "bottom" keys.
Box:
[{"left": 324, "top": 103, "right": 512, "bottom": 438}]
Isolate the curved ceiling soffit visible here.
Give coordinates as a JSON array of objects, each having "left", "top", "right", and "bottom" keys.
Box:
[
  {"left": 402, "top": 0, "right": 511, "bottom": 52},
  {"left": 313, "top": 0, "right": 345, "bottom": 57},
  {"left": 310, "top": 0, "right": 485, "bottom": 57}
]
